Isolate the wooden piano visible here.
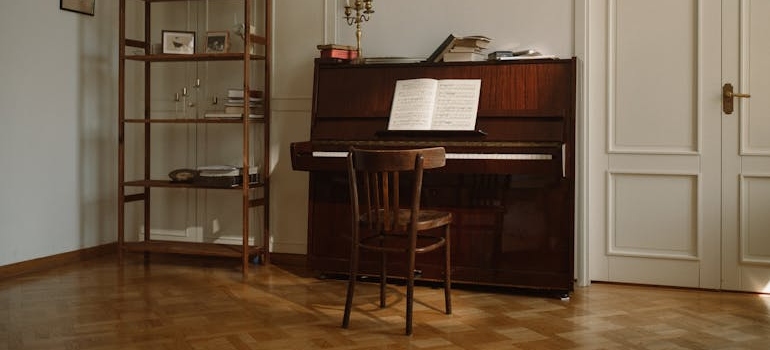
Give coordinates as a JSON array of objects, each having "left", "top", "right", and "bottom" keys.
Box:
[{"left": 291, "top": 58, "right": 576, "bottom": 295}]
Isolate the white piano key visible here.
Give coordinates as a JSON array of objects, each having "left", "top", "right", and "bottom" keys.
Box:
[{"left": 312, "top": 151, "right": 348, "bottom": 158}]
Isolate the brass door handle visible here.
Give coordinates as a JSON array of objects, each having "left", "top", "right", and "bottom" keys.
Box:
[{"left": 723, "top": 83, "right": 750, "bottom": 114}]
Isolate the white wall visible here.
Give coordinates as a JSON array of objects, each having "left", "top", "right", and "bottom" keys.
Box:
[
  {"left": 356, "top": 0, "right": 574, "bottom": 59},
  {"left": 270, "top": 0, "right": 575, "bottom": 254},
  {"left": 0, "top": 2, "right": 118, "bottom": 265}
]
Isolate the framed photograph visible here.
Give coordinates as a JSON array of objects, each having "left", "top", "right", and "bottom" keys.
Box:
[
  {"left": 60, "top": 0, "right": 95, "bottom": 16},
  {"left": 162, "top": 30, "right": 196, "bottom": 55},
  {"left": 205, "top": 31, "right": 230, "bottom": 53}
]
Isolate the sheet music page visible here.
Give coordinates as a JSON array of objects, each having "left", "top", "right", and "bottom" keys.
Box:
[
  {"left": 387, "top": 78, "right": 438, "bottom": 130},
  {"left": 430, "top": 79, "right": 481, "bottom": 130}
]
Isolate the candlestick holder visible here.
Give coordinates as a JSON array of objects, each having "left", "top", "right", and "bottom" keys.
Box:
[{"left": 344, "top": 0, "right": 374, "bottom": 62}]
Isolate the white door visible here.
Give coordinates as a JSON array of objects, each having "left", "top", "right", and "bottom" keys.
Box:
[
  {"left": 586, "top": 0, "right": 770, "bottom": 293},
  {"left": 721, "top": 0, "right": 770, "bottom": 293}
]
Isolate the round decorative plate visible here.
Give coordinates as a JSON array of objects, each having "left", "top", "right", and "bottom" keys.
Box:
[{"left": 169, "top": 168, "right": 197, "bottom": 182}]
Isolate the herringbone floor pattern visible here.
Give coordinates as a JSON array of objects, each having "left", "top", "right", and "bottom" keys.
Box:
[{"left": 1, "top": 254, "right": 769, "bottom": 349}]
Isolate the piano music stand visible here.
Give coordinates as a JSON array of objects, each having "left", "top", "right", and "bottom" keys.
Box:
[{"left": 375, "top": 129, "right": 487, "bottom": 138}]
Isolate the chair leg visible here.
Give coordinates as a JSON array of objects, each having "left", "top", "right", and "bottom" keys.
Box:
[
  {"left": 444, "top": 225, "right": 452, "bottom": 315},
  {"left": 380, "top": 248, "right": 387, "bottom": 308},
  {"left": 405, "top": 265, "right": 414, "bottom": 335},
  {"left": 342, "top": 244, "right": 359, "bottom": 329},
  {"left": 405, "top": 238, "right": 417, "bottom": 335}
]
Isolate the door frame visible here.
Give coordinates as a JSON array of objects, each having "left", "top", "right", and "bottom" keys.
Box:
[{"left": 574, "top": 0, "right": 590, "bottom": 287}]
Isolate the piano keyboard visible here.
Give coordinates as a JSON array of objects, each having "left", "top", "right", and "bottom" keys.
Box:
[
  {"left": 311, "top": 147, "right": 566, "bottom": 177},
  {"left": 311, "top": 151, "right": 552, "bottom": 160}
]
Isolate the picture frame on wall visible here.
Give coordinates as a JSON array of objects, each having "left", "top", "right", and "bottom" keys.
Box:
[
  {"left": 162, "top": 30, "right": 196, "bottom": 55},
  {"left": 205, "top": 31, "right": 230, "bottom": 53},
  {"left": 60, "top": 0, "right": 95, "bottom": 16}
]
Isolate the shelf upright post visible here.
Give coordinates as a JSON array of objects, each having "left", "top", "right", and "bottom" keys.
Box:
[
  {"left": 241, "top": 0, "right": 253, "bottom": 276},
  {"left": 142, "top": 0, "right": 153, "bottom": 250},
  {"left": 118, "top": 0, "right": 126, "bottom": 261},
  {"left": 262, "top": 0, "right": 272, "bottom": 266}
]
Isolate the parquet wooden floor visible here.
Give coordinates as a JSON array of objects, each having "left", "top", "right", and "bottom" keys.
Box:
[{"left": 1, "top": 254, "right": 769, "bottom": 349}]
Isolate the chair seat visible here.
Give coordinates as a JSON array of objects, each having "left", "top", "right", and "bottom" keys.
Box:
[
  {"left": 361, "top": 209, "right": 453, "bottom": 231},
  {"left": 359, "top": 232, "right": 446, "bottom": 254},
  {"left": 359, "top": 209, "right": 451, "bottom": 253}
]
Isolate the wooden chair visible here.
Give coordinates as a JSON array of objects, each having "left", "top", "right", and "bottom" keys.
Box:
[{"left": 342, "top": 147, "right": 452, "bottom": 335}]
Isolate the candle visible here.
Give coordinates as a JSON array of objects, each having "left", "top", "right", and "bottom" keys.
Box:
[{"left": 346, "top": 0, "right": 350, "bottom": 6}]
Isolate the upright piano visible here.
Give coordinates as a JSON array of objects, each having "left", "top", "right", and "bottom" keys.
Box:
[{"left": 291, "top": 58, "right": 576, "bottom": 295}]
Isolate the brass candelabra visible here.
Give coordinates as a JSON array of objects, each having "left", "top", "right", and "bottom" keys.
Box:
[{"left": 344, "top": 0, "right": 374, "bottom": 61}]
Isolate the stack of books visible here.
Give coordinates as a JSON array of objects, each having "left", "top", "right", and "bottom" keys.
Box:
[
  {"left": 224, "top": 88, "right": 264, "bottom": 116},
  {"left": 204, "top": 88, "right": 264, "bottom": 119},
  {"left": 426, "top": 34, "right": 491, "bottom": 62},
  {"left": 316, "top": 44, "right": 358, "bottom": 62}
]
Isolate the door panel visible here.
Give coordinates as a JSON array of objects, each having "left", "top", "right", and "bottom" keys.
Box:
[
  {"left": 743, "top": 1, "right": 770, "bottom": 153},
  {"left": 609, "top": 173, "right": 698, "bottom": 257},
  {"left": 611, "top": 0, "right": 698, "bottom": 153},
  {"left": 588, "top": 0, "right": 723, "bottom": 289},
  {"left": 722, "top": 0, "right": 770, "bottom": 293}
]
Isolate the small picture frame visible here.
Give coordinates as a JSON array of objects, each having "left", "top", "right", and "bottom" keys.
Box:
[
  {"left": 60, "top": 0, "right": 95, "bottom": 16},
  {"left": 205, "top": 31, "right": 230, "bottom": 53},
  {"left": 162, "top": 30, "right": 196, "bottom": 55}
]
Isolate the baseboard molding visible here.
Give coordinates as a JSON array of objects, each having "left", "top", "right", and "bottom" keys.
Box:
[
  {"left": 0, "top": 245, "right": 309, "bottom": 280},
  {"left": 0, "top": 243, "right": 117, "bottom": 280}
]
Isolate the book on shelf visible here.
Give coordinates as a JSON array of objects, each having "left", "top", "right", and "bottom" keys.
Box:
[
  {"left": 316, "top": 44, "right": 356, "bottom": 50},
  {"left": 223, "top": 105, "right": 264, "bottom": 114},
  {"left": 425, "top": 34, "right": 456, "bottom": 62},
  {"left": 425, "top": 34, "right": 492, "bottom": 63},
  {"left": 442, "top": 51, "right": 487, "bottom": 62},
  {"left": 224, "top": 97, "right": 263, "bottom": 106},
  {"left": 387, "top": 78, "right": 481, "bottom": 131},
  {"left": 316, "top": 44, "right": 358, "bottom": 61},
  {"left": 453, "top": 36, "right": 491, "bottom": 49},
  {"left": 204, "top": 111, "right": 264, "bottom": 119},
  {"left": 319, "top": 48, "right": 358, "bottom": 60},
  {"left": 207, "top": 88, "right": 265, "bottom": 119},
  {"left": 227, "top": 88, "right": 263, "bottom": 99},
  {"left": 448, "top": 45, "right": 483, "bottom": 53}
]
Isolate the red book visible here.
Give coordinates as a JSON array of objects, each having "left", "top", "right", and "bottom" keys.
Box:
[
  {"left": 319, "top": 48, "right": 358, "bottom": 60},
  {"left": 317, "top": 44, "right": 358, "bottom": 60}
]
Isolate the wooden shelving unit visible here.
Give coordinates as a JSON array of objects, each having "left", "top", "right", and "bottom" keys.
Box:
[{"left": 117, "top": 0, "right": 271, "bottom": 274}]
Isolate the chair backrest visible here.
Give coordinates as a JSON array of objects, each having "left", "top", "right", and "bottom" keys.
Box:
[{"left": 347, "top": 147, "right": 446, "bottom": 233}]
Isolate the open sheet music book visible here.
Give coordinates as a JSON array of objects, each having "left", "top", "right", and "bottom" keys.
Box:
[{"left": 387, "top": 78, "right": 481, "bottom": 131}]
